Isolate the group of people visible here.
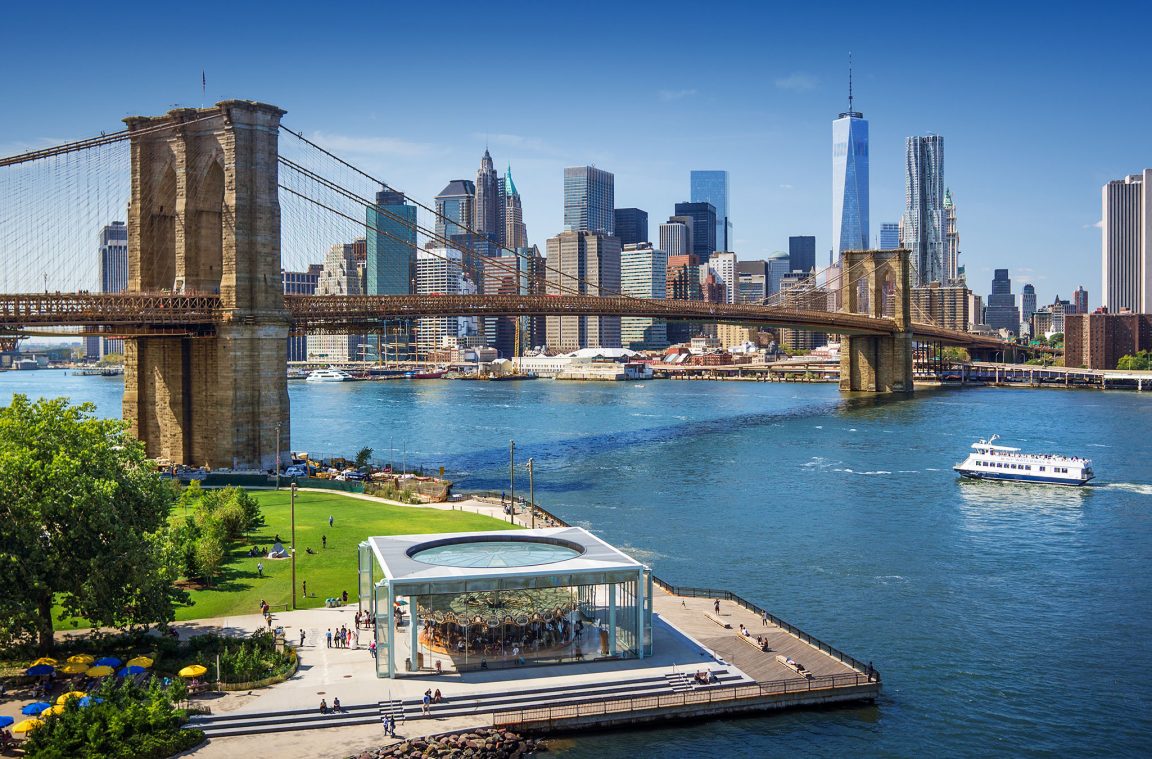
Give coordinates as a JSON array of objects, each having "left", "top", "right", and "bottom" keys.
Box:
[
  {"left": 424, "top": 616, "right": 579, "bottom": 658},
  {"left": 354, "top": 610, "right": 373, "bottom": 629},
  {"left": 420, "top": 688, "right": 443, "bottom": 715},
  {"left": 326, "top": 626, "right": 354, "bottom": 649},
  {"left": 318, "top": 696, "right": 343, "bottom": 714},
  {"left": 693, "top": 670, "right": 716, "bottom": 685}
]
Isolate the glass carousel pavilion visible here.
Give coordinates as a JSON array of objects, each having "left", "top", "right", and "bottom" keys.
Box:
[{"left": 358, "top": 527, "right": 653, "bottom": 678}]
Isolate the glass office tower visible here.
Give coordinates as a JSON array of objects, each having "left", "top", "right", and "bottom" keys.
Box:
[{"left": 690, "top": 170, "right": 730, "bottom": 251}]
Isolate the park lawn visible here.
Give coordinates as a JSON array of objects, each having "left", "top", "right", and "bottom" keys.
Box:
[{"left": 174, "top": 490, "right": 515, "bottom": 621}]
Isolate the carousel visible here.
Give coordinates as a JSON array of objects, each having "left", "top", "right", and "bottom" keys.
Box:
[{"left": 359, "top": 527, "right": 653, "bottom": 678}]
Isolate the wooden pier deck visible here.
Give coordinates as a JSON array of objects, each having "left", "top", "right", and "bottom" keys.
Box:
[{"left": 651, "top": 585, "right": 868, "bottom": 683}]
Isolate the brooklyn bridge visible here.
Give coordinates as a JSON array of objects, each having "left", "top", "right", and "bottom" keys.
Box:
[{"left": 0, "top": 100, "right": 1015, "bottom": 470}]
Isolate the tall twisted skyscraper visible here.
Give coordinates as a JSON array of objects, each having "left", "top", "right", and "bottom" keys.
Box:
[
  {"left": 832, "top": 64, "right": 869, "bottom": 255},
  {"left": 902, "top": 134, "right": 946, "bottom": 285}
]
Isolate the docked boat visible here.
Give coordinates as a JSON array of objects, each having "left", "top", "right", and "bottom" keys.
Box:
[
  {"left": 305, "top": 368, "right": 352, "bottom": 383},
  {"left": 953, "top": 435, "right": 1095, "bottom": 486}
]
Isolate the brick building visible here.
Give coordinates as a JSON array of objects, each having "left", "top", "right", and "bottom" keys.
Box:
[{"left": 1064, "top": 312, "right": 1152, "bottom": 369}]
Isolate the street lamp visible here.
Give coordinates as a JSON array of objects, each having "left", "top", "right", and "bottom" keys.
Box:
[
  {"left": 275, "top": 421, "right": 282, "bottom": 491},
  {"left": 509, "top": 440, "right": 516, "bottom": 524},
  {"left": 526, "top": 458, "right": 535, "bottom": 529},
  {"left": 290, "top": 481, "right": 297, "bottom": 609}
]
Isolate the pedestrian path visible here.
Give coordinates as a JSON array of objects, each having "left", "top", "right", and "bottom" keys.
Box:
[{"left": 186, "top": 668, "right": 751, "bottom": 738}]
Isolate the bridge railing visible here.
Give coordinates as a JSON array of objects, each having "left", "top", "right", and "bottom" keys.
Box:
[{"left": 491, "top": 671, "right": 877, "bottom": 727}]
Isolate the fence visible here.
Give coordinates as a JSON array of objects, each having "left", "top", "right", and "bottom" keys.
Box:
[{"left": 492, "top": 672, "right": 876, "bottom": 727}]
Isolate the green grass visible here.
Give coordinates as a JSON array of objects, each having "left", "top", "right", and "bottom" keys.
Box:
[{"left": 174, "top": 491, "right": 514, "bottom": 621}]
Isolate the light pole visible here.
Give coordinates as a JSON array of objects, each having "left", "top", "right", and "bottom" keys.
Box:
[
  {"left": 526, "top": 458, "right": 535, "bottom": 529},
  {"left": 290, "top": 481, "right": 297, "bottom": 609},
  {"left": 509, "top": 440, "right": 516, "bottom": 524},
  {"left": 275, "top": 421, "right": 282, "bottom": 491}
]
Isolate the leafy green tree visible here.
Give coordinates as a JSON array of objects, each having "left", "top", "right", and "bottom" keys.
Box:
[
  {"left": 355, "top": 446, "right": 374, "bottom": 469},
  {"left": 0, "top": 396, "right": 187, "bottom": 652},
  {"left": 193, "top": 534, "right": 225, "bottom": 586},
  {"left": 942, "top": 347, "right": 971, "bottom": 364},
  {"left": 1117, "top": 350, "right": 1152, "bottom": 370}
]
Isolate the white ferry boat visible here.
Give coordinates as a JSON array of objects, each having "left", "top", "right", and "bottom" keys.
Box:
[
  {"left": 954, "top": 436, "right": 1095, "bottom": 486},
  {"left": 305, "top": 367, "right": 352, "bottom": 383}
]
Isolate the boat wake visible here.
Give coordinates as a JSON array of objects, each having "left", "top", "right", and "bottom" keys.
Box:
[{"left": 1100, "top": 482, "right": 1152, "bottom": 496}]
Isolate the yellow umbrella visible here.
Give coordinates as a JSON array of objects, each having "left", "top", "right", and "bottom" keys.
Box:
[
  {"left": 12, "top": 718, "right": 44, "bottom": 733},
  {"left": 31, "top": 657, "right": 58, "bottom": 666},
  {"left": 87, "top": 665, "right": 115, "bottom": 678},
  {"left": 41, "top": 704, "right": 67, "bottom": 717},
  {"left": 126, "top": 656, "right": 153, "bottom": 668},
  {"left": 60, "top": 662, "right": 90, "bottom": 675},
  {"left": 55, "top": 691, "right": 86, "bottom": 705},
  {"left": 178, "top": 664, "right": 207, "bottom": 678},
  {"left": 67, "top": 654, "right": 95, "bottom": 664}
]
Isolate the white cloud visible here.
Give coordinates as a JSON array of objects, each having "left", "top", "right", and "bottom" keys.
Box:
[
  {"left": 658, "top": 88, "right": 698, "bottom": 101},
  {"left": 775, "top": 73, "right": 818, "bottom": 92},
  {"left": 1082, "top": 219, "right": 1103, "bottom": 229},
  {"left": 307, "top": 132, "right": 442, "bottom": 158},
  {"left": 779, "top": 183, "right": 794, "bottom": 190}
]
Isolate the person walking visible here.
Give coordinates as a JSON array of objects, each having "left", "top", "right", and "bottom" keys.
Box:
[
  {"left": 322, "top": 535, "right": 327, "bottom": 549},
  {"left": 714, "top": 599, "right": 720, "bottom": 615},
  {"left": 329, "top": 515, "right": 334, "bottom": 527},
  {"left": 386, "top": 714, "right": 395, "bottom": 737},
  {"left": 326, "top": 628, "right": 332, "bottom": 648},
  {"left": 257, "top": 561, "right": 263, "bottom": 578},
  {"left": 421, "top": 689, "right": 431, "bottom": 716},
  {"left": 300, "top": 628, "right": 306, "bottom": 646},
  {"left": 303, "top": 580, "right": 307, "bottom": 598},
  {"left": 761, "top": 610, "right": 769, "bottom": 627}
]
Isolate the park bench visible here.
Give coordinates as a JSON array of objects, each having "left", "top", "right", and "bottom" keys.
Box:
[{"left": 703, "top": 612, "right": 731, "bottom": 629}]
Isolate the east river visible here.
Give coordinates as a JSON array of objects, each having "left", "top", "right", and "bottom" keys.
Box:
[{"left": 4, "top": 371, "right": 1151, "bottom": 757}]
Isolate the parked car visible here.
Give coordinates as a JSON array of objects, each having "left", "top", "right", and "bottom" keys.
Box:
[{"left": 284, "top": 465, "right": 307, "bottom": 478}]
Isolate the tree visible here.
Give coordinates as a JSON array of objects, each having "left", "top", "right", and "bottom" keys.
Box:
[
  {"left": 942, "top": 347, "right": 971, "bottom": 364},
  {"left": 1117, "top": 350, "right": 1152, "bottom": 371},
  {"left": 355, "top": 446, "right": 374, "bottom": 470},
  {"left": 0, "top": 395, "right": 187, "bottom": 652}
]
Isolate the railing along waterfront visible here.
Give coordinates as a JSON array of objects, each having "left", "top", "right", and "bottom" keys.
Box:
[
  {"left": 491, "top": 672, "right": 876, "bottom": 727},
  {"left": 466, "top": 491, "right": 878, "bottom": 683},
  {"left": 650, "top": 579, "right": 878, "bottom": 681}
]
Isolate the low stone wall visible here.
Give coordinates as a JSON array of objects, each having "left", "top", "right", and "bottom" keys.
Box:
[{"left": 354, "top": 728, "right": 547, "bottom": 758}]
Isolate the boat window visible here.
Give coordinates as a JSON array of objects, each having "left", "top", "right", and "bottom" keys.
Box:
[{"left": 1039, "top": 467, "right": 1045, "bottom": 472}]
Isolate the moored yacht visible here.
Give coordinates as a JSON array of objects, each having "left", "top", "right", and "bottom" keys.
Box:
[
  {"left": 305, "top": 367, "right": 352, "bottom": 383},
  {"left": 954, "top": 435, "right": 1095, "bottom": 486}
]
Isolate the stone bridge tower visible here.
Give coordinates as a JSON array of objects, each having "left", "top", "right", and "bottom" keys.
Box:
[
  {"left": 122, "top": 101, "right": 290, "bottom": 470},
  {"left": 839, "top": 249, "right": 914, "bottom": 393}
]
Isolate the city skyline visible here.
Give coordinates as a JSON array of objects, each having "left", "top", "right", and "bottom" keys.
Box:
[{"left": 2, "top": 2, "right": 1147, "bottom": 308}]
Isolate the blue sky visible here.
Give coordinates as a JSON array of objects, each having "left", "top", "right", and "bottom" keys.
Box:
[{"left": 3, "top": 0, "right": 1149, "bottom": 306}]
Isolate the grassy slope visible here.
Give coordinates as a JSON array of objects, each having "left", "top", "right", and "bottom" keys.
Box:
[{"left": 174, "top": 490, "right": 513, "bottom": 621}]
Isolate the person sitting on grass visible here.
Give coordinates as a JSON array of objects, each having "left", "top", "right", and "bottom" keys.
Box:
[{"left": 306, "top": 547, "right": 316, "bottom": 555}]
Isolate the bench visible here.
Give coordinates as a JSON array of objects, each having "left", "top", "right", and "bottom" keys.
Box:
[
  {"left": 775, "top": 654, "right": 813, "bottom": 679},
  {"left": 738, "top": 633, "right": 771, "bottom": 652},
  {"left": 703, "top": 612, "right": 731, "bottom": 629}
]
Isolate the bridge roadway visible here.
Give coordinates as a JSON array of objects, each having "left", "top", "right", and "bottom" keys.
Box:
[{"left": 0, "top": 291, "right": 1004, "bottom": 349}]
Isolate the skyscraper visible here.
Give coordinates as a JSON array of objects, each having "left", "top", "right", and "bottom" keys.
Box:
[
  {"left": 1021, "top": 283, "right": 1037, "bottom": 325},
  {"left": 99, "top": 221, "right": 128, "bottom": 355},
  {"left": 659, "top": 221, "right": 691, "bottom": 256},
  {"left": 435, "top": 180, "right": 475, "bottom": 241},
  {"left": 984, "top": 269, "right": 1020, "bottom": 334},
  {"left": 283, "top": 267, "right": 320, "bottom": 362},
  {"left": 620, "top": 243, "right": 669, "bottom": 350},
  {"left": 503, "top": 167, "right": 527, "bottom": 250},
  {"left": 1072, "top": 286, "right": 1088, "bottom": 315},
  {"left": 564, "top": 166, "right": 614, "bottom": 235},
  {"left": 708, "top": 252, "right": 737, "bottom": 304},
  {"left": 544, "top": 231, "right": 621, "bottom": 350},
  {"left": 307, "top": 243, "right": 364, "bottom": 361},
  {"left": 944, "top": 188, "right": 960, "bottom": 283},
  {"left": 832, "top": 66, "right": 869, "bottom": 254},
  {"left": 788, "top": 236, "right": 816, "bottom": 274},
  {"left": 665, "top": 254, "right": 702, "bottom": 344},
  {"left": 902, "top": 135, "right": 946, "bottom": 285},
  {"left": 879, "top": 222, "right": 900, "bottom": 250},
  {"left": 614, "top": 208, "right": 648, "bottom": 246},
  {"left": 366, "top": 190, "right": 417, "bottom": 295},
  {"left": 473, "top": 149, "right": 501, "bottom": 241},
  {"left": 415, "top": 248, "right": 477, "bottom": 353},
  {"left": 673, "top": 201, "right": 717, "bottom": 260},
  {"left": 690, "top": 170, "right": 731, "bottom": 251},
  {"left": 1102, "top": 169, "right": 1151, "bottom": 313}
]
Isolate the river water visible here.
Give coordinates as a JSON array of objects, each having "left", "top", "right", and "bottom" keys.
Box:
[{"left": 4, "top": 371, "right": 1150, "bottom": 757}]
